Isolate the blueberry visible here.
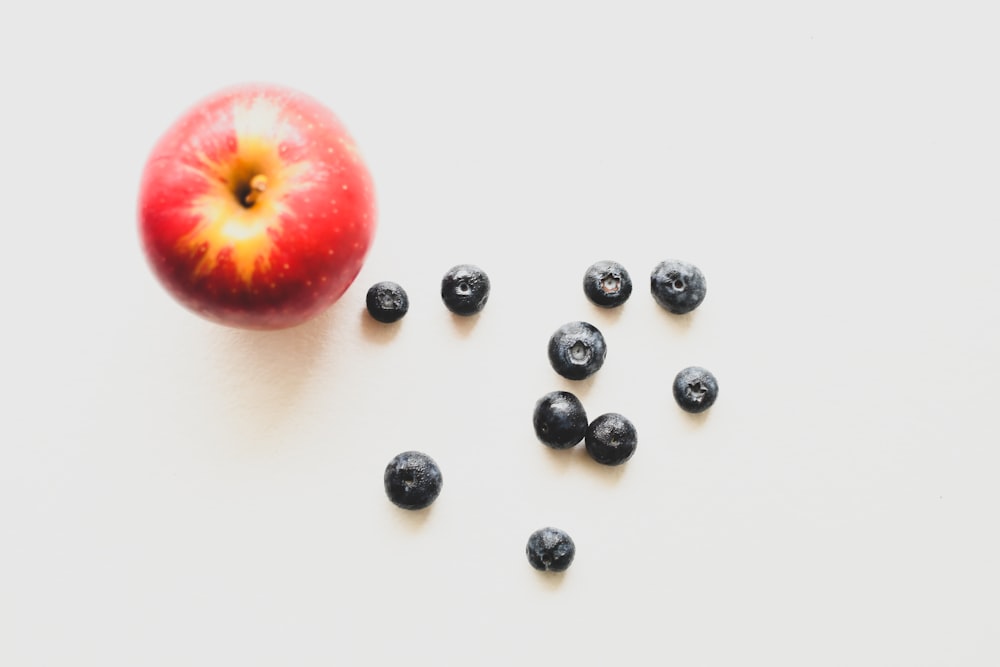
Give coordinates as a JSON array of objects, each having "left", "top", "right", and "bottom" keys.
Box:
[
  {"left": 526, "top": 527, "right": 576, "bottom": 572},
  {"left": 583, "top": 260, "right": 633, "bottom": 308},
  {"left": 441, "top": 264, "right": 490, "bottom": 315},
  {"left": 585, "top": 413, "right": 637, "bottom": 466},
  {"left": 366, "top": 281, "right": 409, "bottom": 323},
  {"left": 547, "top": 321, "right": 607, "bottom": 380},
  {"left": 533, "top": 391, "right": 588, "bottom": 449},
  {"left": 383, "top": 451, "right": 443, "bottom": 510},
  {"left": 650, "top": 259, "right": 707, "bottom": 314},
  {"left": 673, "top": 366, "right": 719, "bottom": 413}
]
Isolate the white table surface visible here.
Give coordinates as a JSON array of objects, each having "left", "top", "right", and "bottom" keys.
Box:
[{"left": 3, "top": 2, "right": 999, "bottom": 665}]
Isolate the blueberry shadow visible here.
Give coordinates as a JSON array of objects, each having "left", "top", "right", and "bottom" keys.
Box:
[
  {"left": 533, "top": 568, "right": 569, "bottom": 589},
  {"left": 589, "top": 302, "right": 626, "bottom": 326},
  {"left": 556, "top": 373, "right": 598, "bottom": 399},
  {"left": 387, "top": 503, "right": 435, "bottom": 533},
  {"left": 654, "top": 305, "right": 696, "bottom": 334},
  {"left": 449, "top": 311, "right": 481, "bottom": 338},
  {"left": 539, "top": 440, "right": 579, "bottom": 474},
  {"left": 574, "top": 446, "right": 629, "bottom": 485},
  {"left": 678, "top": 407, "right": 712, "bottom": 431},
  {"left": 359, "top": 307, "right": 404, "bottom": 344}
]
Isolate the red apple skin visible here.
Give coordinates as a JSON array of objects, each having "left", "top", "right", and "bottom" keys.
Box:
[{"left": 138, "top": 84, "right": 376, "bottom": 330}]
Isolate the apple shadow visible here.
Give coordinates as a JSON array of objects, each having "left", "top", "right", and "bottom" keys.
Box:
[{"left": 207, "top": 302, "right": 343, "bottom": 437}]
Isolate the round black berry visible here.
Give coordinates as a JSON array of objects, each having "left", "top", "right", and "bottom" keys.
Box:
[
  {"left": 583, "top": 260, "right": 633, "bottom": 308},
  {"left": 650, "top": 259, "right": 707, "bottom": 314},
  {"left": 673, "top": 366, "right": 719, "bottom": 413},
  {"left": 383, "top": 451, "right": 443, "bottom": 510},
  {"left": 526, "top": 527, "right": 576, "bottom": 572},
  {"left": 533, "top": 391, "right": 588, "bottom": 449},
  {"left": 441, "top": 264, "right": 490, "bottom": 315},
  {"left": 547, "top": 321, "right": 607, "bottom": 380},
  {"left": 585, "top": 413, "right": 637, "bottom": 466},
  {"left": 366, "top": 281, "right": 409, "bottom": 323}
]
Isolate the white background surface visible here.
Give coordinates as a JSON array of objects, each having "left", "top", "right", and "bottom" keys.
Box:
[{"left": 2, "top": 1, "right": 999, "bottom": 665}]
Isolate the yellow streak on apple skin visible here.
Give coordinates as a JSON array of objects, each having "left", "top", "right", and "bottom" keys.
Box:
[{"left": 180, "top": 98, "right": 316, "bottom": 285}]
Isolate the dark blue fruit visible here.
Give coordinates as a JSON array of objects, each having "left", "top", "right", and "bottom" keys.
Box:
[
  {"left": 673, "top": 366, "right": 719, "bottom": 413},
  {"left": 585, "top": 413, "right": 637, "bottom": 466},
  {"left": 366, "top": 281, "right": 409, "bottom": 323},
  {"left": 650, "top": 259, "right": 707, "bottom": 314},
  {"left": 547, "top": 321, "right": 607, "bottom": 380},
  {"left": 441, "top": 264, "right": 490, "bottom": 315},
  {"left": 533, "top": 391, "right": 588, "bottom": 449},
  {"left": 583, "top": 260, "right": 632, "bottom": 308},
  {"left": 383, "top": 451, "right": 443, "bottom": 510},
  {"left": 526, "top": 527, "right": 576, "bottom": 572}
]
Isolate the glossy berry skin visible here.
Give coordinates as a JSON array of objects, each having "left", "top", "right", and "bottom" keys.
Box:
[
  {"left": 533, "top": 391, "right": 588, "bottom": 449},
  {"left": 673, "top": 366, "right": 719, "bottom": 413},
  {"left": 547, "top": 321, "right": 607, "bottom": 380},
  {"left": 365, "top": 281, "right": 409, "bottom": 323},
  {"left": 583, "top": 260, "right": 633, "bottom": 308},
  {"left": 585, "top": 413, "right": 637, "bottom": 466},
  {"left": 650, "top": 259, "right": 707, "bottom": 314},
  {"left": 526, "top": 527, "right": 576, "bottom": 573},
  {"left": 441, "top": 264, "right": 490, "bottom": 315},
  {"left": 383, "top": 451, "right": 443, "bottom": 510}
]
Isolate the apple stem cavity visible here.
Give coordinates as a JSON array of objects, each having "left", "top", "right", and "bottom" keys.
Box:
[
  {"left": 137, "top": 83, "right": 377, "bottom": 330},
  {"left": 239, "top": 174, "right": 269, "bottom": 208}
]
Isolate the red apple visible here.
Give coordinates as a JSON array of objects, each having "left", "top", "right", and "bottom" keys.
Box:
[{"left": 138, "top": 84, "right": 376, "bottom": 330}]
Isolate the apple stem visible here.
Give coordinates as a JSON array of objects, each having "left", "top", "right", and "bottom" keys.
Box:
[{"left": 243, "top": 174, "right": 268, "bottom": 207}]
